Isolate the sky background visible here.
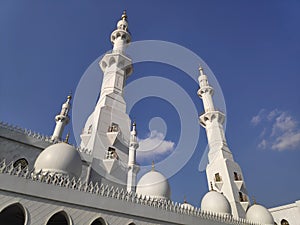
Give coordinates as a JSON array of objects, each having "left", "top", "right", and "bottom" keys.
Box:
[{"left": 1, "top": 1, "right": 300, "bottom": 209}]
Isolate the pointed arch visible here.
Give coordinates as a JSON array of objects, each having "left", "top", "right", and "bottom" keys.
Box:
[
  {"left": 127, "top": 222, "right": 136, "bottom": 225},
  {"left": 46, "top": 210, "right": 71, "bottom": 225},
  {"left": 90, "top": 217, "right": 107, "bottom": 225},
  {"left": 109, "top": 57, "right": 116, "bottom": 67},
  {"left": 281, "top": 219, "right": 289, "bottom": 225},
  {"left": 0, "top": 202, "right": 28, "bottom": 225},
  {"left": 13, "top": 158, "right": 29, "bottom": 169}
]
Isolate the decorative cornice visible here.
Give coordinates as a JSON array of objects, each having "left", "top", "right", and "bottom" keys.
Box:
[
  {"left": 0, "top": 121, "right": 53, "bottom": 143},
  {"left": 0, "top": 159, "right": 261, "bottom": 225},
  {"left": 0, "top": 121, "right": 92, "bottom": 155}
]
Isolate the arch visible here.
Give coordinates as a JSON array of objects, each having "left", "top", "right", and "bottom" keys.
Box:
[
  {"left": 13, "top": 158, "right": 29, "bottom": 169},
  {"left": 46, "top": 211, "right": 71, "bottom": 225},
  {"left": 108, "top": 57, "right": 116, "bottom": 67},
  {"left": 0, "top": 202, "right": 28, "bottom": 225},
  {"left": 90, "top": 217, "right": 107, "bottom": 225},
  {"left": 281, "top": 219, "right": 289, "bottom": 225},
  {"left": 127, "top": 222, "right": 136, "bottom": 225}
]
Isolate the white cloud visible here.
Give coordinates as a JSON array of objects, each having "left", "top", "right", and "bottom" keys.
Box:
[
  {"left": 267, "top": 109, "right": 280, "bottom": 121},
  {"left": 258, "top": 139, "right": 267, "bottom": 149},
  {"left": 251, "top": 109, "right": 300, "bottom": 151},
  {"left": 251, "top": 109, "right": 265, "bottom": 126},
  {"left": 271, "top": 112, "right": 297, "bottom": 136},
  {"left": 137, "top": 130, "right": 175, "bottom": 160},
  {"left": 271, "top": 131, "right": 300, "bottom": 151}
]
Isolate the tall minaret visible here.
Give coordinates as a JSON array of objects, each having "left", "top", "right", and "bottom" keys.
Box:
[
  {"left": 127, "top": 121, "right": 140, "bottom": 192},
  {"left": 80, "top": 12, "right": 133, "bottom": 186},
  {"left": 197, "top": 67, "right": 249, "bottom": 218},
  {"left": 51, "top": 94, "right": 71, "bottom": 142}
]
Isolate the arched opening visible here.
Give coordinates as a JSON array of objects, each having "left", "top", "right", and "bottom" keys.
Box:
[
  {"left": 13, "top": 158, "right": 28, "bottom": 169},
  {"left": 281, "top": 219, "right": 289, "bottom": 225},
  {"left": 128, "top": 223, "right": 136, "bottom": 225},
  {"left": 90, "top": 217, "right": 106, "bottom": 225},
  {"left": 0, "top": 203, "right": 26, "bottom": 225},
  {"left": 46, "top": 211, "right": 69, "bottom": 225}
]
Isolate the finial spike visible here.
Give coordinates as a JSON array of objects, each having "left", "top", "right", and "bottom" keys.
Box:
[
  {"left": 64, "top": 132, "right": 70, "bottom": 143},
  {"left": 210, "top": 181, "right": 214, "bottom": 191},
  {"left": 151, "top": 160, "right": 155, "bottom": 171},
  {"left": 66, "top": 92, "right": 72, "bottom": 103},
  {"left": 121, "top": 10, "right": 127, "bottom": 20},
  {"left": 199, "top": 66, "right": 204, "bottom": 76},
  {"left": 252, "top": 196, "right": 256, "bottom": 205},
  {"left": 184, "top": 195, "right": 187, "bottom": 203}
]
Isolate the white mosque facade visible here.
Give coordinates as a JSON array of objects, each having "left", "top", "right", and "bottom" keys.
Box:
[{"left": 0, "top": 12, "right": 299, "bottom": 225}]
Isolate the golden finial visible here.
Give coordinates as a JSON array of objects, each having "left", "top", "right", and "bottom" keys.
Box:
[
  {"left": 64, "top": 132, "right": 70, "bottom": 143},
  {"left": 151, "top": 160, "right": 155, "bottom": 171},
  {"left": 67, "top": 91, "right": 72, "bottom": 101},
  {"left": 121, "top": 10, "right": 127, "bottom": 20}
]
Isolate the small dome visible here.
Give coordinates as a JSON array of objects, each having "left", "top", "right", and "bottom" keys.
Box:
[
  {"left": 246, "top": 204, "right": 274, "bottom": 225},
  {"left": 34, "top": 142, "right": 82, "bottom": 178},
  {"left": 201, "top": 191, "right": 231, "bottom": 215},
  {"left": 136, "top": 170, "right": 171, "bottom": 200}
]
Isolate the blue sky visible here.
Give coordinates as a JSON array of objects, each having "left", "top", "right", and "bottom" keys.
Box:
[{"left": 1, "top": 1, "right": 299, "bottom": 208}]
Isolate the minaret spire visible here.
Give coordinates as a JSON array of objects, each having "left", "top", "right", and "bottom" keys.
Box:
[
  {"left": 110, "top": 10, "right": 131, "bottom": 54},
  {"left": 51, "top": 94, "right": 71, "bottom": 142},
  {"left": 127, "top": 121, "right": 140, "bottom": 192},
  {"left": 80, "top": 12, "right": 134, "bottom": 188},
  {"left": 197, "top": 67, "right": 249, "bottom": 218},
  {"left": 121, "top": 10, "right": 127, "bottom": 21}
]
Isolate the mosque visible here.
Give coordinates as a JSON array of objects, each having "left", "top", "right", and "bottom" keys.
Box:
[{"left": 0, "top": 11, "right": 299, "bottom": 225}]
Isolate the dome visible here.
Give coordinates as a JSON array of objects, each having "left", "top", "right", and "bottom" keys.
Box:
[
  {"left": 34, "top": 142, "right": 82, "bottom": 178},
  {"left": 201, "top": 191, "right": 231, "bottom": 215},
  {"left": 246, "top": 204, "right": 274, "bottom": 225},
  {"left": 136, "top": 170, "right": 171, "bottom": 200}
]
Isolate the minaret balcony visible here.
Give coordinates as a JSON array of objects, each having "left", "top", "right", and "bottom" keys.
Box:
[
  {"left": 197, "top": 86, "right": 214, "bottom": 98},
  {"left": 99, "top": 53, "right": 133, "bottom": 77},
  {"left": 199, "top": 111, "right": 225, "bottom": 126}
]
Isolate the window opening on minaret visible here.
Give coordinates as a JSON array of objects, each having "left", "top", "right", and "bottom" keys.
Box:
[
  {"left": 234, "top": 172, "right": 242, "bottom": 181},
  {"left": 239, "top": 192, "right": 247, "bottom": 202},
  {"left": 215, "top": 173, "right": 222, "bottom": 182},
  {"left": 108, "top": 123, "right": 119, "bottom": 132},
  {"left": 106, "top": 147, "right": 119, "bottom": 160}
]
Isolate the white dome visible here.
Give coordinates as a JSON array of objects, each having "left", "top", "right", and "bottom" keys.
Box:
[
  {"left": 246, "top": 204, "right": 274, "bottom": 225},
  {"left": 34, "top": 142, "right": 82, "bottom": 178},
  {"left": 136, "top": 170, "right": 171, "bottom": 200},
  {"left": 201, "top": 191, "right": 231, "bottom": 215}
]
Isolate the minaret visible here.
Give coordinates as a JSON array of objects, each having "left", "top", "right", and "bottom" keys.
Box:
[
  {"left": 80, "top": 12, "right": 133, "bottom": 186},
  {"left": 51, "top": 94, "right": 71, "bottom": 142},
  {"left": 197, "top": 67, "right": 249, "bottom": 218},
  {"left": 127, "top": 121, "right": 140, "bottom": 192}
]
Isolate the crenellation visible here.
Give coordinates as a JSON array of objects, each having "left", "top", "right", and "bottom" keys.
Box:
[{"left": 0, "top": 159, "right": 261, "bottom": 224}]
